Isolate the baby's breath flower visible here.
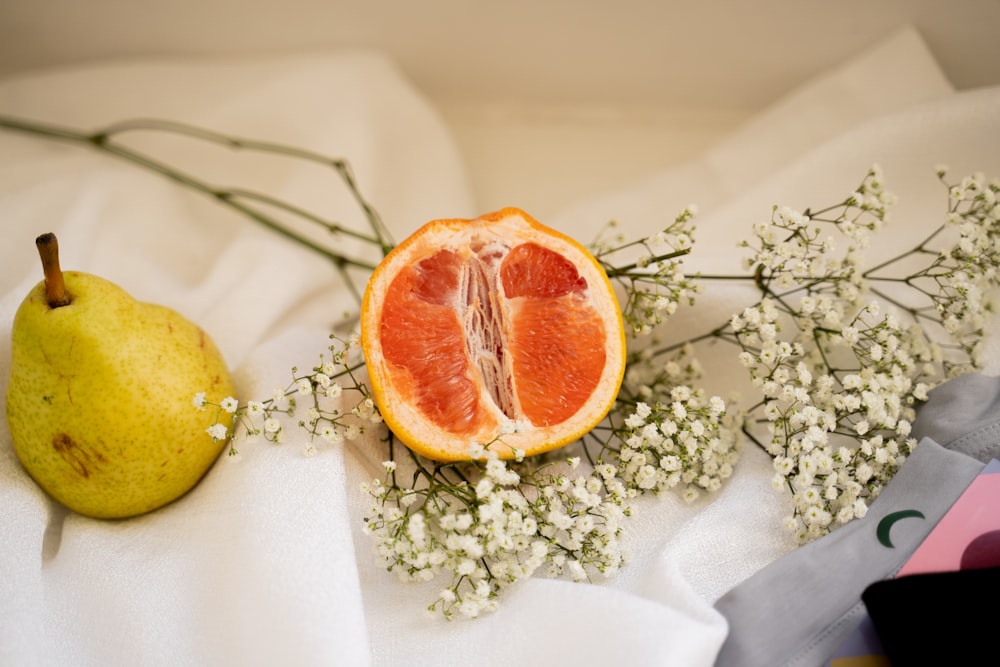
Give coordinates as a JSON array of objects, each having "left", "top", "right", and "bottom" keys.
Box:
[
  {"left": 596, "top": 206, "right": 701, "bottom": 336},
  {"left": 271, "top": 387, "right": 287, "bottom": 407},
  {"left": 363, "top": 433, "right": 633, "bottom": 619},
  {"left": 717, "top": 167, "right": 997, "bottom": 542},
  {"left": 206, "top": 423, "right": 228, "bottom": 442},
  {"left": 319, "top": 425, "right": 341, "bottom": 443}
]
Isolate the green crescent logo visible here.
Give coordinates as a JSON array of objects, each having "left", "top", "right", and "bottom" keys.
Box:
[{"left": 876, "top": 509, "right": 926, "bottom": 548}]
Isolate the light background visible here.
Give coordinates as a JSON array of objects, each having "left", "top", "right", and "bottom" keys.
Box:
[{"left": 2, "top": 0, "right": 999, "bottom": 220}]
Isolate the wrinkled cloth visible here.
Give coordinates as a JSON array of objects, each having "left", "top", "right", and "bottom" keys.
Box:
[{"left": 2, "top": 27, "right": 999, "bottom": 667}]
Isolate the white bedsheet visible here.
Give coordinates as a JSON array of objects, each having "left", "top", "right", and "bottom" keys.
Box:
[{"left": 1, "top": 27, "right": 998, "bottom": 666}]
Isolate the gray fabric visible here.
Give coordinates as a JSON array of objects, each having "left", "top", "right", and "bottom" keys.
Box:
[
  {"left": 713, "top": 372, "right": 1000, "bottom": 667},
  {"left": 912, "top": 372, "right": 1000, "bottom": 463}
]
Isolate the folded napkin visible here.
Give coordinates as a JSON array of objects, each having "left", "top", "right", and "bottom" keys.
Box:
[{"left": 2, "top": 27, "right": 997, "bottom": 667}]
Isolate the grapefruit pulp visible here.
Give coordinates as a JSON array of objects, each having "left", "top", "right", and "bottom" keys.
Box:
[{"left": 360, "top": 207, "right": 626, "bottom": 461}]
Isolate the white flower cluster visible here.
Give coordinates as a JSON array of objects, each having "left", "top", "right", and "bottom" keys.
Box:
[
  {"left": 932, "top": 171, "right": 1000, "bottom": 371},
  {"left": 362, "top": 449, "right": 630, "bottom": 620},
  {"left": 743, "top": 205, "right": 842, "bottom": 285},
  {"left": 194, "top": 392, "right": 240, "bottom": 443},
  {"left": 723, "top": 167, "right": 1000, "bottom": 542},
  {"left": 614, "top": 390, "right": 739, "bottom": 502},
  {"left": 740, "top": 166, "right": 894, "bottom": 293},
  {"left": 596, "top": 206, "right": 702, "bottom": 336},
  {"left": 732, "top": 298, "right": 931, "bottom": 541},
  {"left": 197, "top": 335, "right": 382, "bottom": 456}
]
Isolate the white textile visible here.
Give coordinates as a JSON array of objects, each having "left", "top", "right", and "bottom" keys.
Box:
[{"left": 2, "top": 27, "right": 998, "bottom": 667}]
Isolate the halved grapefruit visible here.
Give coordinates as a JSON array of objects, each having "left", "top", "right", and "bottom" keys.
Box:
[{"left": 360, "top": 207, "right": 626, "bottom": 461}]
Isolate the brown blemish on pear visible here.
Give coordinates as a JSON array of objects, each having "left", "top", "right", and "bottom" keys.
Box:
[{"left": 52, "top": 433, "right": 107, "bottom": 478}]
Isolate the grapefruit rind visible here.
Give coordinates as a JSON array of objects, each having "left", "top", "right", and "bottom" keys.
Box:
[{"left": 361, "top": 207, "right": 626, "bottom": 462}]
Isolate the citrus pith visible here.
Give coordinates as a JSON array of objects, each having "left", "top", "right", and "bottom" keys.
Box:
[{"left": 361, "top": 207, "right": 626, "bottom": 461}]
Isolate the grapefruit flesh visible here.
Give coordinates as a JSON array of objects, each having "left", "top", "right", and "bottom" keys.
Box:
[{"left": 361, "top": 207, "right": 625, "bottom": 461}]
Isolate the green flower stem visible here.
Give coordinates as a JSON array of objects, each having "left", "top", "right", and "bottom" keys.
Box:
[
  {"left": 0, "top": 114, "right": 389, "bottom": 281},
  {"left": 801, "top": 201, "right": 854, "bottom": 218},
  {"left": 862, "top": 228, "right": 947, "bottom": 277},
  {"left": 649, "top": 325, "right": 740, "bottom": 358},
  {"left": 217, "top": 187, "right": 383, "bottom": 246},
  {"left": 95, "top": 117, "right": 395, "bottom": 254},
  {"left": 694, "top": 274, "right": 759, "bottom": 281},
  {"left": 602, "top": 247, "right": 692, "bottom": 278},
  {"left": 397, "top": 442, "right": 473, "bottom": 498}
]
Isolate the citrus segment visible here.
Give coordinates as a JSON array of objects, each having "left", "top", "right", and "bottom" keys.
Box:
[
  {"left": 361, "top": 207, "right": 626, "bottom": 461},
  {"left": 508, "top": 295, "right": 607, "bottom": 427},
  {"left": 379, "top": 255, "right": 493, "bottom": 437}
]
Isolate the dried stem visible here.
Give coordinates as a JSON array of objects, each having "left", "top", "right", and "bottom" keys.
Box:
[
  {"left": 34, "top": 232, "right": 72, "bottom": 308},
  {"left": 0, "top": 114, "right": 391, "bottom": 302}
]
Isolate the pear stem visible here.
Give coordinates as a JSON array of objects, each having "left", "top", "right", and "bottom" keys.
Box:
[{"left": 35, "top": 233, "right": 72, "bottom": 308}]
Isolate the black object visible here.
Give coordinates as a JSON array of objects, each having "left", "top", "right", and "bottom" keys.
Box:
[{"left": 862, "top": 565, "right": 1000, "bottom": 666}]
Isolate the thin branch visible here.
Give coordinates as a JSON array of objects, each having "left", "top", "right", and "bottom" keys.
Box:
[{"left": 0, "top": 114, "right": 389, "bottom": 283}]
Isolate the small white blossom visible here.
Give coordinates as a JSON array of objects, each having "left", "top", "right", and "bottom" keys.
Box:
[{"left": 206, "top": 423, "right": 228, "bottom": 441}]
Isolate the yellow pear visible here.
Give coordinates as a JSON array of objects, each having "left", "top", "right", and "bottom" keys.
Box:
[{"left": 5, "top": 233, "right": 236, "bottom": 519}]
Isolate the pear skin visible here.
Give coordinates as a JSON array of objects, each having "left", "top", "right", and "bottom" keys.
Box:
[{"left": 5, "top": 234, "right": 236, "bottom": 519}]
